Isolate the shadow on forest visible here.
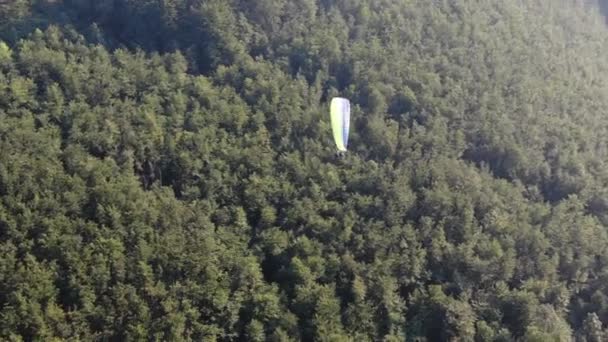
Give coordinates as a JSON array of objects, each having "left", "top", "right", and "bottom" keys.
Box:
[
  {"left": 0, "top": 2, "right": 70, "bottom": 44},
  {"left": 0, "top": 1, "right": 218, "bottom": 74}
]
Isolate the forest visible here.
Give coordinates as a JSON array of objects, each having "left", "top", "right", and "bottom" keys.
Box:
[{"left": 1, "top": 0, "right": 608, "bottom": 341}]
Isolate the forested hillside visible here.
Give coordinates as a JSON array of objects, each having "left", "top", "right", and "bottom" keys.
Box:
[{"left": 1, "top": 0, "right": 608, "bottom": 340}]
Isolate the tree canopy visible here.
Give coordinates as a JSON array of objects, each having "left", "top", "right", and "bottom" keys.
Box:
[{"left": 1, "top": 0, "right": 608, "bottom": 340}]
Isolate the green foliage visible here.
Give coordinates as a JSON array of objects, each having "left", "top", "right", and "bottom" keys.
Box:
[{"left": 0, "top": 0, "right": 607, "bottom": 340}]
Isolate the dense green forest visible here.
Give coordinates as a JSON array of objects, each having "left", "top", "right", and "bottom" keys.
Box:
[{"left": 1, "top": 0, "right": 608, "bottom": 340}]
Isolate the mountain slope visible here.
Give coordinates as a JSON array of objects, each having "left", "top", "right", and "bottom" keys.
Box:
[{"left": 1, "top": 0, "right": 608, "bottom": 340}]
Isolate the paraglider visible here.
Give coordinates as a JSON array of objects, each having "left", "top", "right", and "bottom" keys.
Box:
[{"left": 330, "top": 97, "right": 350, "bottom": 156}]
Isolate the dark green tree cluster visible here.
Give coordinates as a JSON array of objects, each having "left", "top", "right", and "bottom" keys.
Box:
[{"left": 1, "top": 0, "right": 608, "bottom": 340}]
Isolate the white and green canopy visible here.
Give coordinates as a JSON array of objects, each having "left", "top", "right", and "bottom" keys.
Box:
[{"left": 330, "top": 97, "right": 350, "bottom": 152}]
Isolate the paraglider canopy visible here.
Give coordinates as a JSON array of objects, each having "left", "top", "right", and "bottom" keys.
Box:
[{"left": 330, "top": 97, "right": 350, "bottom": 152}]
